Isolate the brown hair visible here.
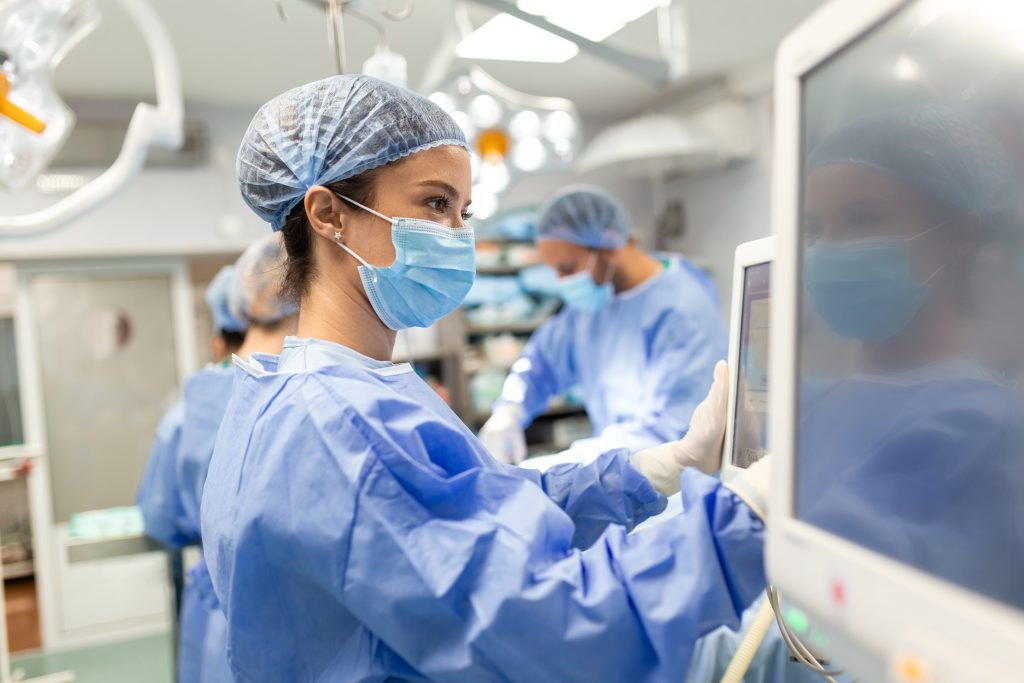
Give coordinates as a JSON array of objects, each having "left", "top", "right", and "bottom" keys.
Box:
[{"left": 279, "top": 171, "right": 380, "bottom": 302}]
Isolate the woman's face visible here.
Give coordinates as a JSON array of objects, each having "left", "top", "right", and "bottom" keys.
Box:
[
  {"left": 340, "top": 145, "right": 474, "bottom": 266},
  {"left": 304, "top": 144, "right": 473, "bottom": 297}
]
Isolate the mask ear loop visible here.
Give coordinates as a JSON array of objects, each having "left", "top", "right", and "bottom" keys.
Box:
[
  {"left": 331, "top": 192, "right": 392, "bottom": 284},
  {"left": 907, "top": 213, "right": 970, "bottom": 285},
  {"left": 589, "top": 249, "right": 616, "bottom": 286}
]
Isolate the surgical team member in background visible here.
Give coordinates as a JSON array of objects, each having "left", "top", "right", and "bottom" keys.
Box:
[
  {"left": 137, "top": 234, "right": 297, "bottom": 683},
  {"left": 200, "top": 75, "right": 770, "bottom": 683},
  {"left": 479, "top": 186, "right": 726, "bottom": 465},
  {"left": 204, "top": 265, "right": 246, "bottom": 362}
]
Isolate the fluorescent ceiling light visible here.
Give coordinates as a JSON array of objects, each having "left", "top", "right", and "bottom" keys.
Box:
[
  {"left": 456, "top": 14, "right": 579, "bottom": 63},
  {"left": 517, "top": 0, "right": 665, "bottom": 42}
]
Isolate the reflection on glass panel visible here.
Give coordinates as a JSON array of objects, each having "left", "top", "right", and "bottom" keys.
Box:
[
  {"left": 31, "top": 273, "right": 179, "bottom": 522},
  {"left": 0, "top": 319, "right": 24, "bottom": 448},
  {"left": 795, "top": 0, "right": 1024, "bottom": 611}
]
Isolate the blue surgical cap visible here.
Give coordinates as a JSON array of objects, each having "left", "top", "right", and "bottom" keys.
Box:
[
  {"left": 807, "top": 104, "right": 1012, "bottom": 216},
  {"left": 237, "top": 75, "right": 469, "bottom": 230},
  {"left": 536, "top": 185, "right": 632, "bottom": 250},
  {"left": 205, "top": 266, "right": 247, "bottom": 334},
  {"left": 228, "top": 233, "right": 298, "bottom": 327}
]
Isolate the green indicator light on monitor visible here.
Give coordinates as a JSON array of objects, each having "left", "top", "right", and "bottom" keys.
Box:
[{"left": 785, "top": 607, "right": 809, "bottom": 634}]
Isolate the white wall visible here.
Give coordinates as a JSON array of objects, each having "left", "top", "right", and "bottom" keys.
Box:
[{"left": 662, "top": 92, "right": 774, "bottom": 313}]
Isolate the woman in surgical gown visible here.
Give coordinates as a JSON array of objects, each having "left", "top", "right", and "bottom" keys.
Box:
[
  {"left": 479, "top": 186, "right": 726, "bottom": 464},
  {"left": 137, "top": 233, "right": 297, "bottom": 682},
  {"left": 199, "top": 75, "right": 770, "bottom": 683}
]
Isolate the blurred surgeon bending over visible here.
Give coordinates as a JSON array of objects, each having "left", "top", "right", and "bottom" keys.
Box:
[{"left": 480, "top": 186, "right": 727, "bottom": 465}]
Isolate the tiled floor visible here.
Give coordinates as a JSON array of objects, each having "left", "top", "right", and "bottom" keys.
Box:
[{"left": 11, "top": 633, "right": 173, "bottom": 683}]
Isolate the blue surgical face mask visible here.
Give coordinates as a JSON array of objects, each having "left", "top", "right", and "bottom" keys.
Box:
[
  {"left": 334, "top": 194, "right": 476, "bottom": 330},
  {"left": 555, "top": 252, "right": 614, "bottom": 312},
  {"left": 804, "top": 222, "right": 947, "bottom": 341}
]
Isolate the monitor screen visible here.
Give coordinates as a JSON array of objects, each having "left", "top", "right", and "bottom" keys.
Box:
[
  {"left": 733, "top": 261, "right": 771, "bottom": 469},
  {"left": 795, "top": 0, "right": 1024, "bottom": 611}
]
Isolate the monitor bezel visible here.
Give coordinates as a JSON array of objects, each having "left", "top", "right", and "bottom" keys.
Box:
[
  {"left": 720, "top": 236, "right": 774, "bottom": 484},
  {"left": 769, "top": 0, "right": 1024, "bottom": 679}
]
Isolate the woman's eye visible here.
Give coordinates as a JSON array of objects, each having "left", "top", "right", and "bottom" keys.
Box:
[
  {"left": 427, "top": 196, "right": 450, "bottom": 213},
  {"left": 461, "top": 209, "right": 475, "bottom": 221}
]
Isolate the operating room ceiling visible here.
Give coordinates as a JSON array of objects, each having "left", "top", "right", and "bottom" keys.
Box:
[{"left": 52, "top": 0, "right": 826, "bottom": 120}]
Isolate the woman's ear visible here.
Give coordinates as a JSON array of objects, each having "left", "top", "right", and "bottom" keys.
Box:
[{"left": 304, "top": 186, "right": 345, "bottom": 242}]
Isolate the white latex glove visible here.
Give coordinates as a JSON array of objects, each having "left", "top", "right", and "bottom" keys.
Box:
[
  {"left": 479, "top": 403, "right": 528, "bottom": 465},
  {"left": 724, "top": 454, "right": 771, "bottom": 523},
  {"left": 632, "top": 361, "right": 729, "bottom": 495}
]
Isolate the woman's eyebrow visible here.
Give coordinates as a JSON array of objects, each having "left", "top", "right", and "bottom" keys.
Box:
[{"left": 416, "top": 179, "right": 462, "bottom": 200}]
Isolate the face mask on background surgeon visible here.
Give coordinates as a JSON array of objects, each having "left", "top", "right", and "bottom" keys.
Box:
[
  {"left": 333, "top": 194, "right": 476, "bottom": 330},
  {"left": 555, "top": 251, "right": 614, "bottom": 312},
  {"left": 804, "top": 220, "right": 951, "bottom": 342}
]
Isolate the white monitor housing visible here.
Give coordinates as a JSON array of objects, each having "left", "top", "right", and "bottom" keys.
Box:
[
  {"left": 769, "top": 0, "right": 1024, "bottom": 681},
  {"left": 720, "top": 236, "right": 774, "bottom": 484}
]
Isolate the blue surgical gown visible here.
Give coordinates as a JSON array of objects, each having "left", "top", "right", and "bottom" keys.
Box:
[
  {"left": 137, "top": 364, "right": 234, "bottom": 683},
  {"left": 200, "top": 337, "right": 767, "bottom": 682},
  {"left": 497, "top": 256, "right": 727, "bottom": 454}
]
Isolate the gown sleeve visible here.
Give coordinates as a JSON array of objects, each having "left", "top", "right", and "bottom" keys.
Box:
[
  {"left": 494, "top": 313, "right": 577, "bottom": 425},
  {"left": 136, "top": 401, "right": 195, "bottom": 548},
  {"left": 502, "top": 448, "right": 667, "bottom": 549}
]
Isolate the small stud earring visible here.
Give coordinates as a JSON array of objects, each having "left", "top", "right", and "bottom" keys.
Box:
[{"left": 334, "top": 230, "right": 342, "bottom": 241}]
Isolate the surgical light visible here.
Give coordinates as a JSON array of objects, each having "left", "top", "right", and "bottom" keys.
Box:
[
  {"left": 451, "top": 110, "right": 476, "bottom": 141},
  {"left": 512, "top": 137, "right": 546, "bottom": 171},
  {"left": 0, "top": 0, "right": 184, "bottom": 236},
  {"left": 429, "top": 68, "right": 580, "bottom": 223},
  {"left": 469, "top": 94, "right": 503, "bottom": 128},
  {"left": 428, "top": 91, "right": 456, "bottom": 113},
  {"left": 478, "top": 160, "right": 510, "bottom": 193},
  {"left": 0, "top": 0, "right": 99, "bottom": 191},
  {"left": 509, "top": 110, "right": 541, "bottom": 139},
  {"left": 543, "top": 110, "right": 577, "bottom": 144},
  {"left": 472, "top": 183, "right": 498, "bottom": 220}
]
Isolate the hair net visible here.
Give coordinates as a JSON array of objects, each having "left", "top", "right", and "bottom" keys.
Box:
[
  {"left": 237, "top": 75, "right": 468, "bottom": 231},
  {"left": 205, "top": 266, "right": 247, "bottom": 334},
  {"left": 807, "top": 104, "right": 1012, "bottom": 216},
  {"left": 228, "top": 233, "right": 298, "bottom": 327},
  {"left": 536, "top": 185, "right": 632, "bottom": 249}
]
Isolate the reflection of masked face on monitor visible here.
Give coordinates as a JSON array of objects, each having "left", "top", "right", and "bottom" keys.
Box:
[
  {"left": 803, "top": 166, "right": 959, "bottom": 342},
  {"left": 796, "top": 106, "right": 1024, "bottom": 609},
  {"left": 802, "top": 106, "right": 1009, "bottom": 355}
]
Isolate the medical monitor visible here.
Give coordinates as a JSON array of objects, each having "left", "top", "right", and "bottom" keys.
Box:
[
  {"left": 721, "top": 237, "right": 773, "bottom": 483},
  {"left": 769, "top": 0, "right": 1024, "bottom": 680}
]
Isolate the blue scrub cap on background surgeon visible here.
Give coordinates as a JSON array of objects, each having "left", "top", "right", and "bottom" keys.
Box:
[
  {"left": 228, "top": 233, "right": 299, "bottom": 326},
  {"left": 807, "top": 104, "right": 1012, "bottom": 216},
  {"left": 237, "top": 75, "right": 469, "bottom": 231},
  {"left": 536, "top": 185, "right": 632, "bottom": 250},
  {"left": 205, "top": 265, "right": 247, "bottom": 334}
]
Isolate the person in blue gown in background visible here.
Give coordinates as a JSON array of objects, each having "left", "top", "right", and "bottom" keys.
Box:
[
  {"left": 479, "top": 186, "right": 727, "bottom": 465},
  {"left": 137, "top": 233, "right": 297, "bottom": 682},
  {"left": 200, "top": 75, "right": 772, "bottom": 683}
]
